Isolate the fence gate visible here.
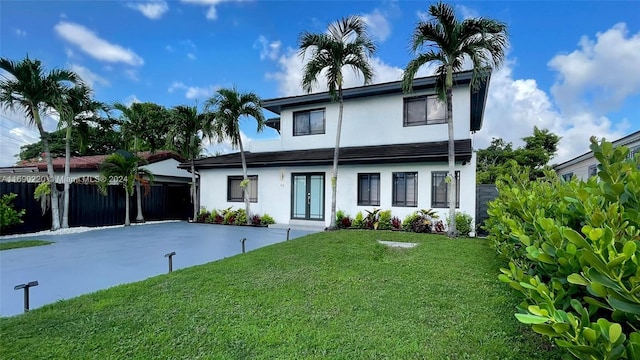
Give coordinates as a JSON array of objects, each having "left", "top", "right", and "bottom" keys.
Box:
[{"left": 476, "top": 184, "right": 498, "bottom": 236}]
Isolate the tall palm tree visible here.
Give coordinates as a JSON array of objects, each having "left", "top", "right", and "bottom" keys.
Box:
[
  {"left": 167, "top": 104, "right": 212, "bottom": 221},
  {"left": 0, "top": 56, "right": 81, "bottom": 230},
  {"left": 402, "top": 2, "right": 508, "bottom": 237},
  {"left": 98, "top": 151, "right": 154, "bottom": 226},
  {"left": 298, "top": 15, "right": 376, "bottom": 229},
  {"left": 205, "top": 87, "right": 265, "bottom": 224},
  {"left": 55, "top": 84, "right": 104, "bottom": 228}
]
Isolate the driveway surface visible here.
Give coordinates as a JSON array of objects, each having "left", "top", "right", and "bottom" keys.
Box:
[{"left": 0, "top": 221, "right": 313, "bottom": 317}]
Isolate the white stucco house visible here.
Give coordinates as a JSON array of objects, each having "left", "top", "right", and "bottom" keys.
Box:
[
  {"left": 185, "top": 70, "right": 490, "bottom": 229},
  {"left": 554, "top": 130, "right": 640, "bottom": 181}
]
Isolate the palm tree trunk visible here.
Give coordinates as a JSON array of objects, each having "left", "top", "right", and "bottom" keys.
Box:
[
  {"left": 133, "top": 137, "right": 144, "bottom": 222},
  {"left": 445, "top": 66, "right": 457, "bottom": 237},
  {"left": 33, "top": 110, "right": 61, "bottom": 231},
  {"left": 62, "top": 125, "right": 72, "bottom": 228},
  {"left": 125, "top": 188, "right": 131, "bottom": 226},
  {"left": 191, "top": 159, "right": 197, "bottom": 221},
  {"left": 329, "top": 90, "right": 344, "bottom": 230},
  {"left": 238, "top": 137, "right": 251, "bottom": 225}
]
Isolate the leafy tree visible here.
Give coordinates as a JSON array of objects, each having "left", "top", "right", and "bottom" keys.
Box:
[
  {"left": 205, "top": 87, "right": 265, "bottom": 224},
  {"left": 0, "top": 193, "right": 25, "bottom": 230},
  {"left": 402, "top": 2, "right": 508, "bottom": 237},
  {"left": 298, "top": 15, "right": 376, "bottom": 229},
  {"left": 167, "top": 104, "right": 212, "bottom": 221},
  {"left": 477, "top": 127, "right": 560, "bottom": 184},
  {"left": 54, "top": 84, "right": 104, "bottom": 228},
  {"left": 113, "top": 102, "right": 171, "bottom": 222},
  {"left": 98, "top": 150, "right": 154, "bottom": 226},
  {"left": 0, "top": 56, "right": 82, "bottom": 230}
]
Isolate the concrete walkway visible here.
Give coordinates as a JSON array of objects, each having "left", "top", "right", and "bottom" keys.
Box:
[{"left": 0, "top": 222, "right": 314, "bottom": 317}]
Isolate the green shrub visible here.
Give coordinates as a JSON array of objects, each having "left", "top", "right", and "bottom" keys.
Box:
[
  {"left": 336, "top": 210, "right": 350, "bottom": 229},
  {"left": 487, "top": 138, "right": 640, "bottom": 359},
  {"left": 206, "top": 209, "right": 218, "bottom": 224},
  {"left": 447, "top": 212, "right": 473, "bottom": 235},
  {"left": 378, "top": 210, "right": 392, "bottom": 230},
  {"left": 233, "top": 209, "right": 247, "bottom": 225},
  {"left": 364, "top": 208, "right": 381, "bottom": 230},
  {"left": 0, "top": 193, "right": 25, "bottom": 230},
  {"left": 352, "top": 211, "right": 364, "bottom": 229},
  {"left": 223, "top": 209, "right": 236, "bottom": 224},
  {"left": 402, "top": 213, "right": 419, "bottom": 232},
  {"left": 260, "top": 213, "right": 275, "bottom": 225}
]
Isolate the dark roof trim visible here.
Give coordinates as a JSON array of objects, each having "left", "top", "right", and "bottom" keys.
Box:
[
  {"left": 181, "top": 139, "right": 472, "bottom": 170},
  {"left": 554, "top": 130, "right": 640, "bottom": 170},
  {"left": 265, "top": 117, "right": 280, "bottom": 133},
  {"left": 262, "top": 69, "right": 489, "bottom": 132}
]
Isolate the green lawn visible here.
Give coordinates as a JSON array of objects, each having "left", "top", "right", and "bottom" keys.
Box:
[
  {"left": 0, "top": 231, "right": 560, "bottom": 359},
  {"left": 0, "top": 240, "right": 53, "bottom": 251}
]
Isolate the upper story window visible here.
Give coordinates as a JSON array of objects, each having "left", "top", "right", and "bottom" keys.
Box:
[
  {"left": 561, "top": 173, "right": 573, "bottom": 181},
  {"left": 403, "top": 95, "right": 446, "bottom": 127},
  {"left": 294, "top": 109, "right": 325, "bottom": 136},
  {"left": 588, "top": 165, "right": 598, "bottom": 177}
]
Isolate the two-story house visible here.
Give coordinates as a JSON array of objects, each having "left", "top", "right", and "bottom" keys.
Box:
[{"left": 186, "top": 70, "right": 489, "bottom": 229}]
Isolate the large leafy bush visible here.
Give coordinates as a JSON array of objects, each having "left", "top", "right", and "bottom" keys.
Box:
[
  {"left": 1, "top": 193, "right": 25, "bottom": 230},
  {"left": 486, "top": 138, "right": 640, "bottom": 359}
]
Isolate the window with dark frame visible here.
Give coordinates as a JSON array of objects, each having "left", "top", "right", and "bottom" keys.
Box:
[
  {"left": 293, "top": 109, "right": 325, "bottom": 136},
  {"left": 588, "top": 165, "right": 598, "bottom": 177},
  {"left": 431, "top": 171, "right": 460, "bottom": 208},
  {"left": 227, "top": 175, "right": 258, "bottom": 202},
  {"left": 561, "top": 173, "right": 573, "bottom": 181},
  {"left": 357, "top": 173, "right": 380, "bottom": 206},
  {"left": 403, "top": 95, "right": 446, "bottom": 126},
  {"left": 392, "top": 172, "right": 418, "bottom": 207}
]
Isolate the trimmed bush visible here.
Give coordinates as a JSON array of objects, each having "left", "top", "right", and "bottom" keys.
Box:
[
  {"left": 447, "top": 212, "right": 473, "bottom": 236},
  {"left": 352, "top": 211, "right": 364, "bottom": 229},
  {"left": 486, "top": 138, "right": 640, "bottom": 359},
  {"left": 261, "top": 213, "right": 275, "bottom": 225},
  {"left": 378, "top": 210, "right": 392, "bottom": 230}
]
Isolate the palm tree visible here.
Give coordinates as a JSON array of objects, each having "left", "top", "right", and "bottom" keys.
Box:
[
  {"left": 205, "top": 87, "right": 265, "bottom": 224},
  {"left": 98, "top": 151, "right": 154, "bottom": 226},
  {"left": 402, "top": 2, "right": 508, "bottom": 237},
  {"left": 0, "top": 56, "right": 81, "bottom": 230},
  {"left": 55, "top": 84, "right": 104, "bottom": 228},
  {"left": 298, "top": 15, "right": 376, "bottom": 229},
  {"left": 167, "top": 104, "right": 212, "bottom": 221}
]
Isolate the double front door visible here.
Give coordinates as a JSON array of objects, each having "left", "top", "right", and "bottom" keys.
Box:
[{"left": 291, "top": 173, "right": 324, "bottom": 220}]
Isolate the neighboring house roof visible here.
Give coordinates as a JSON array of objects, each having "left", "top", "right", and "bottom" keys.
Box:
[
  {"left": 554, "top": 130, "right": 640, "bottom": 170},
  {"left": 0, "top": 151, "right": 186, "bottom": 172},
  {"left": 183, "top": 139, "right": 472, "bottom": 169},
  {"left": 262, "top": 69, "right": 491, "bottom": 132}
]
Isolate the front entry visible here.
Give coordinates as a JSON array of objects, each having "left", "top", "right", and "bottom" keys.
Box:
[{"left": 291, "top": 173, "right": 325, "bottom": 220}]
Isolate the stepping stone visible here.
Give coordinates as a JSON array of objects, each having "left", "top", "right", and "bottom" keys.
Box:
[{"left": 377, "top": 240, "right": 418, "bottom": 248}]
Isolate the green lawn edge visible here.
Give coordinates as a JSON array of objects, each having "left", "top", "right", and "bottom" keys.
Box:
[
  {"left": 0, "top": 240, "right": 53, "bottom": 251},
  {"left": 0, "top": 231, "right": 561, "bottom": 359}
]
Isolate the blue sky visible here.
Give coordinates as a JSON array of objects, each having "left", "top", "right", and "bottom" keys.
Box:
[{"left": 1, "top": 0, "right": 639, "bottom": 166}]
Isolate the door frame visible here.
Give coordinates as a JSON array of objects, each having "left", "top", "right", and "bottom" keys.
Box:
[{"left": 290, "top": 172, "right": 325, "bottom": 221}]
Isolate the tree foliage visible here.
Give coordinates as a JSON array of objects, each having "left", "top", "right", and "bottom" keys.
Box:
[
  {"left": 0, "top": 193, "right": 25, "bottom": 230},
  {"left": 477, "top": 126, "right": 560, "bottom": 184}
]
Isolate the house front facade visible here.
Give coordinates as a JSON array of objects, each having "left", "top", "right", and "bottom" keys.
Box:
[
  {"left": 554, "top": 130, "right": 640, "bottom": 181},
  {"left": 187, "top": 70, "right": 489, "bottom": 229}
]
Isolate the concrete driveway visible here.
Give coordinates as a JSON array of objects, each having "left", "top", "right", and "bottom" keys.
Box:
[{"left": 0, "top": 222, "right": 314, "bottom": 317}]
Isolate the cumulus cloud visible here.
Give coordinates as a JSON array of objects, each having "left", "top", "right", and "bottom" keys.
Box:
[
  {"left": 361, "top": 9, "right": 391, "bottom": 42},
  {"left": 54, "top": 21, "right": 144, "bottom": 66},
  {"left": 202, "top": 130, "right": 251, "bottom": 156},
  {"left": 0, "top": 110, "right": 41, "bottom": 166},
  {"left": 70, "top": 64, "right": 110, "bottom": 87},
  {"left": 179, "top": 0, "right": 248, "bottom": 20},
  {"left": 15, "top": 29, "right": 26, "bottom": 37},
  {"left": 168, "top": 81, "right": 218, "bottom": 100},
  {"left": 127, "top": 1, "right": 169, "bottom": 19},
  {"left": 548, "top": 23, "right": 640, "bottom": 114},
  {"left": 254, "top": 35, "right": 281, "bottom": 61}
]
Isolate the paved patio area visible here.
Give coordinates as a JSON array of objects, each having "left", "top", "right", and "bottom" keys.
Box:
[{"left": 0, "top": 221, "right": 314, "bottom": 317}]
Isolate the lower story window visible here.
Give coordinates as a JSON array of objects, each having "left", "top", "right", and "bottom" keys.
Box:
[
  {"left": 431, "top": 171, "right": 460, "bottom": 208},
  {"left": 392, "top": 172, "right": 417, "bottom": 207},
  {"left": 227, "top": 175, "right": 258, "bottom": 202},
  {"left": 358, "top": 173, "right": 380, "bottom": 206}
]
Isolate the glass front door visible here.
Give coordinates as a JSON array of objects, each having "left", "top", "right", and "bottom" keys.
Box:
[{"left": 291, "top": 173, "right": 324, "bottom": 220}]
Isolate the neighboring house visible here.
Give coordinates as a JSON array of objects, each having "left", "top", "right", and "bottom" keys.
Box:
[
  {"left": 184, "top": 70, "right": 490, "bottom": 229},
  {"left": 0, "top": 151, "right": 192, "bottom": 184},
  {"left": 554, "top": 130, "right": 640, "bottom": 181}
]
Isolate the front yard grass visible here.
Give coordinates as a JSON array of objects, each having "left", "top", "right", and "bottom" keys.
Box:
[
  {"left": 0, "top": 240, "right": 53, "bottom": 251},
  {"left": 0, "top": 231, "right": 560, "bottom": 359}
]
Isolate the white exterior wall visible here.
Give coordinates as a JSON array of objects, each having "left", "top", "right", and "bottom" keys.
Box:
[
  {"left": 249, "top": 87, "right": 470, "bottom": 153},
  {"left": 199, "top": 156, "right": 476, "bottom": 229}
]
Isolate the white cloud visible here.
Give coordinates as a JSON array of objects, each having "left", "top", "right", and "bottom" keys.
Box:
[
  {"left": 455, "top": 4, "right": 479, "bottom": 19},
  {"left": 254, "top": 35, "right": 281, "bottom": 61},
  {"left": 187, "top": 52, "right": 197, "bottom": 60},
  {"left": 15, "top": 29, "right": 26, "bottom": 37},
  {"left": 0, "top": 110, "right": 40, "bottom": 166},
  {"left": 179, "top": 0, "right": 248, "bottom": 20},
  {"left": 361, "top": 9, "right": 391, "bottom": 42},
  {"left": 127, "top": 1, "right": 169, "bottom": 19},
  {"left": 168, "top": 81, "right": 218, "bottom": 100},
  {"left": 202, "top": 130, "right": 250, "bottom": 156},
  {"left": 548, "top": 23, "right": 640, "bottom": 114},
  {"left": 70, "top": 64, "right": 110, "bottom": 87},
  {"left": 165, "top": 45, "right": 174, "bottom": 52},
  {"left": 54, "top": 21, "right": 144, "bottom": 66}
]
